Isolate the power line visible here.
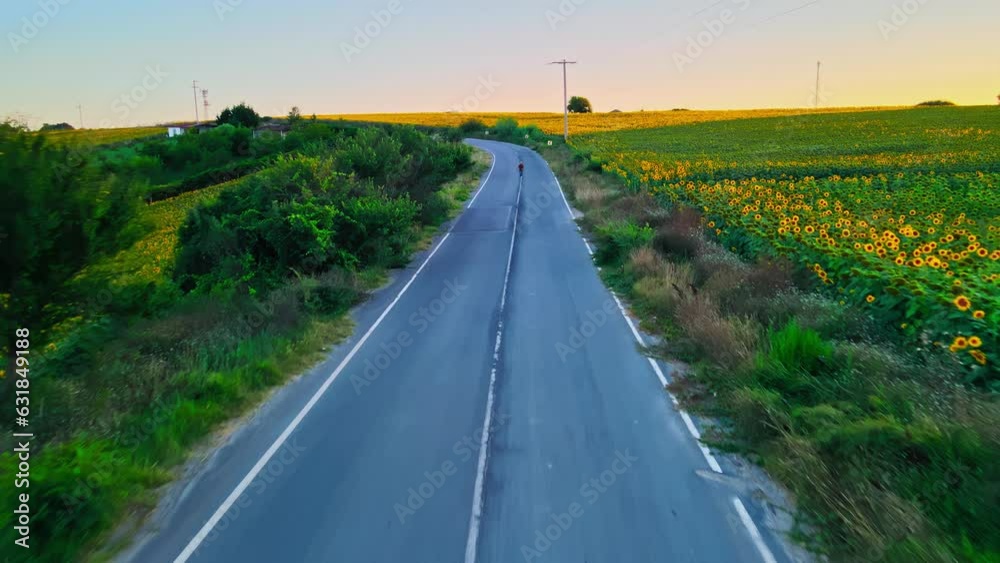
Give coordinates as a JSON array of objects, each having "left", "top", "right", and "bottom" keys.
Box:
[
  {"left": 548, "top": 59, "right": 577, "bottom": 142},
  {"left": 752, "top": 0, "right": 822, "bottom": 27}
]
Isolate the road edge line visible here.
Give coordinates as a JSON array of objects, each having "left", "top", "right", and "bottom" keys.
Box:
[
  {"left": 733, "top": 497, "right": 779, "bottom": 563},
  {"left": 549, "top": 156, "right": 790, "bottom": 562},
  {"left": 466, "top": 143, "right": 498, "bottom": 208}
]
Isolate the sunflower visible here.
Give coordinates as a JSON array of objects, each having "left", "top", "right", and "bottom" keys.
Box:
[
  {"left": 953, "top": 336, "right": 969, "bottom": 350},
  {"left": 953, "top": 295, "right": 972, "bottom": 311},
  {"left": 969, "top": 350, "right": 987, "bottom": 366},
  {"left": 968, "top": 336, "right": 983, "bottom": 348},
  {"left": 973, "top": 310, "right": 986, "bottom": 320}
]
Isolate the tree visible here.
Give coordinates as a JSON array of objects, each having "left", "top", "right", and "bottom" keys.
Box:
[
  {"left": 0, "top": 129, "right": 141, "bottom": 388},
  {"left": 568, "top": 96, "right": 593, "bottom": 114},
  {"left": 287, "top": 106, "right": 302, "bottom": 127},
  {"left": 40, "top": 122, "right": 75, "bottom": 131},
  {"left": 217, "top": 102, "right": 261, "bottom": 128}
]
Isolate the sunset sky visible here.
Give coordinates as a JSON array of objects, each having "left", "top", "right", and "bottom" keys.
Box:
[{"left": 3, "top": 0, "right": 998, "bottom": 129}]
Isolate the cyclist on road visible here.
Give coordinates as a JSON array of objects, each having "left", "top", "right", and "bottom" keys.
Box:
[{"left": 518, "top": 161, "right": 525, "bottom": 178}]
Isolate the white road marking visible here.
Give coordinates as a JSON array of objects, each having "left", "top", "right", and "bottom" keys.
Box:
[
  {"left": 733, "top": 497, "right": 779, "bottom": 563},
  {"left": 679, "top": 411, "right": 723, "bottom": 474},
  {"left": 552, "top": 176, "right": 576, "bottom": 220},
  {"left": 464, "top": 174, "right": 522, "bottom": 563},
  {"left": 550, "top": 167, "right": 734, "bottom": 485},
  {"left": 466, "top": 148, "right": 498, "bottom": 208},
  {"left": 172, "top": 149, "right": 499, "bottom": 563}
]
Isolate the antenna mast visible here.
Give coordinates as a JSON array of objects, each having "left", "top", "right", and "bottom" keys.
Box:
[
  {"left": 201, "top": 89, "right": 210, "bottom": 122},
  {"left": 192, "top": 80, "right": 200, "bottom": 124}
]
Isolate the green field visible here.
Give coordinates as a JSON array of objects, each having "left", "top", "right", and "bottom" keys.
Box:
[{"left": 34, "top": 126, "right": 165, "bottom": 146}]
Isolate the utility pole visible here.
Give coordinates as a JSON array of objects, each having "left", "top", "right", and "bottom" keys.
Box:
[
  {"left": 76, "top": 104, "right": 83, "bottom": 129},
  {"left": 815, "top": 61, "right": 821, "bottom": 109},
  {"left": 548, "top": 59, "right": 577, "bottom": 142},
  {"left": 192, "top": 80, "right": 200, "bottom": 124}
]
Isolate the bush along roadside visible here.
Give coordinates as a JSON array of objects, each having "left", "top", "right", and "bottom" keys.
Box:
[
  {"left": 542, "top": 143, "right": 1000, "bottom": 563},
  {"left": 0, "top": 125, "right": 483, "bottom": 563}
]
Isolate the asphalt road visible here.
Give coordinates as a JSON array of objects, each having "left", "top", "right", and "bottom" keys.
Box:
[{"left": 123, "top": 140, "right": 794, "bottom": 563}]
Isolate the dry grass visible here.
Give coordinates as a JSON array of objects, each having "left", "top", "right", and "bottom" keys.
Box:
[
  {"left": 626, "top": 247, "right": 667, "bottom": 279},
  {"left": 634, "top": 264, "right": 698, "bottom": 320},
  {"left": 575, "top": 183, "right": 612, "bottom": 208},
  {"left": 675, "top": 296, "right": 761, "bottom": 370}
]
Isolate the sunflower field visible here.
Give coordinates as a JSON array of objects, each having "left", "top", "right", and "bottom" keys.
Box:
[
  {"left": 320, "top": 106, "right": 895, "bottom": 135},
  {"left": 574, "top": 106, "right": 1000, "bottom": 386}
]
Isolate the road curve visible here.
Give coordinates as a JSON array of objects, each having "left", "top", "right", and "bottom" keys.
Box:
[{"left": 122, "top": 140, "right": 794, "bottom": 563}]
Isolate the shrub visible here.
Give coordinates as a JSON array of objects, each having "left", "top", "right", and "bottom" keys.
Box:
[
  {"left": 459, "top": 118, "right": 487, "bottom": 135},
  {"left": 419, "top": 190, "right": 453, "bottom": 226},
  {"left": 916, "top": 100, "right": 956, "bottom": 107},
  {"left": 745, "top": 256, "right": 794, "bottom": 298},
  {"left": 494, "top": 117, "right": 520, "bottom": 138},
  {"left": 653, "top": 225, "right": 702, "bottom": 260},
  {"left": 593, "top": 221, "right": 654, "bottom": 266},
  {"left": 175, "top": 155, "right": 419, "bottom": 293},
  {"left": 301, "top": 269, "right": 363, "bottom": 315}
]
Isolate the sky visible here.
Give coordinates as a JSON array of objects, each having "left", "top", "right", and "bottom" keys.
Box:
[{"left": 2, "top": 0, "right": 998, "bottom": 129}]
